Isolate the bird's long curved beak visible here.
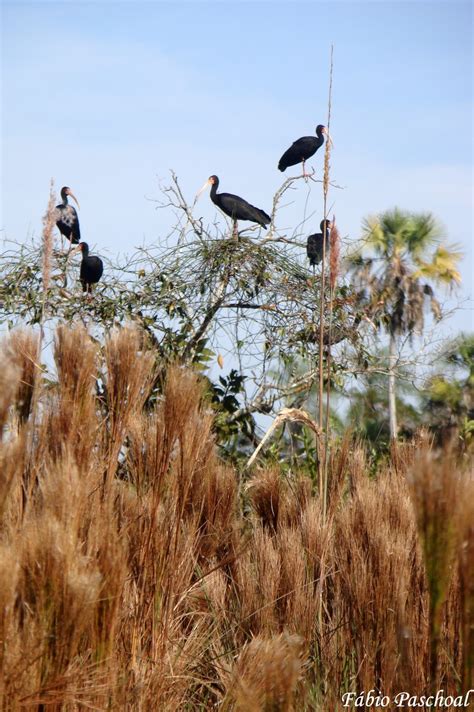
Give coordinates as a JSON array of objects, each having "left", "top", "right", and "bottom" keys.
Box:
[
  {"left": 194, "top": 178, "right": 212, "bottom": 203},
  {"left": 70, "top": 244, "right": 82, "bottom": 255},
  {"left": 69, "top": 191, "right": 80, "bottom": 209},
  {"left": 324, "top": 128, "right": 334, "bottom": 148}
]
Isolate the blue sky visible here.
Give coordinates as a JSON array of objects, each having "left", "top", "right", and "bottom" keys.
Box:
[{"left": 1, "top": 0, "right": 473, "bottom": 335}]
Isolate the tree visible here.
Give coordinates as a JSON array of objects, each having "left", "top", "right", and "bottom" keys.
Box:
[
  {"left": 346, "top": 349, "right": 421, "bottom": 453},
  {"left": 350, "top": 208, "right": 461, "bottom": 440},
  {"left": 0, "top": 174, "right": 356, "bottom": 455},
  {"left": 422, "top": 333, "right": 474, "bottom": 451}
]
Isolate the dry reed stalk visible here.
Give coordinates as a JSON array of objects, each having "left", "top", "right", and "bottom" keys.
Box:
[
  {"left": 277, "top": 524, "right": 320, "bottom": 638},
  {"left": 318, "top": 46, "right": 334, "bottom": 520},
  {"left": 103, "top": 326, "right": 156, "bottom": 492},
  {"left": 458, "top": 476, "right": 474, "bottom": 691},
  {"left": 239, "top": 525, "right": 281, "bottom": 636},
  {"left": 329, "top": 218, "right": 340, "bottom": 292},
  {"left": 4, "top": 458, "right": 121, "bottom": 705},
  {"left": 407, "top": 447, "right": 462, "bottom": 689},
  {"left": 127, "top": 410, "right": 165, "bottom": 496},
  {"left": 193, "top": 460, "right": 238, "bottom": 561},
  {"left": 224, "top": 632, "right": 306, "bottom": 711},
  {"left": 20, "top": 184, "right": 56, "bottom": 507},
  {"left": 0, "top": 341, "right": 21, "bottom": 438},
  {"left": 333, "top": 469, "right": 424, "bottom": 696},
  {"left": 124, "top": 365, "right": 242, "bottom": 695},
  {"left": 246, "top": 467, "right": 286, "bottom": 532},
  {"left": 0, "top": 434, "right": 26, "bottom": 529},
  {"left": 325, "top": 430, "right": 351, "bottom": 514},
  {"left": 323, "top": 217, "right": 340, "bottom": 515},
  {"left": 31, "top": 180, "right": 56, "bottom": 429},
  {"left": 43, "top": 325, "right": 100, "bottom": 466},
  {"left": 4, "top": 330, "right": 42, "bottom": 518},
  {"left": 41, "top": 180, "right": 55, "bottom": 299},
  {"left": 7, "top": 329, "right": 41, "bottom": 427}
]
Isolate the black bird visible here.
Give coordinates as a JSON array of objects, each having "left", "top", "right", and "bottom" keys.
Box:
[
  {"left": 55, "top": 186, "right": 81, "bottom": 246},
  {"left": 196, "top": 175, "right": 271, "bottom": 239},
  {"left": 73, "top": 242, "right": 103, "bottom": 293},
  {"left": 307, "top": 219, "right": 332, "bottom": 267},
  {"left": 278, "top": 125, "right": 329, "bottom": 176}
]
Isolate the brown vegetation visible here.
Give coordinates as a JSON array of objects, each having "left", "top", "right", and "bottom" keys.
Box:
[{"left": 0, "top": 326, "right": 472, "bottom": 709}]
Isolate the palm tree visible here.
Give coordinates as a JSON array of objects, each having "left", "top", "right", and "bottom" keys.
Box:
[{"left": 350, "top": 208, "right": 461, "bottom": 440}]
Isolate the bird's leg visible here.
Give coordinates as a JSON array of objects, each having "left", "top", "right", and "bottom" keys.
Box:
[
  {"left": 232, "top": 220, "right": 239, "bottom": 241},
  {"left": 302, "top": 159, "right": 308, "bottom": 180}
]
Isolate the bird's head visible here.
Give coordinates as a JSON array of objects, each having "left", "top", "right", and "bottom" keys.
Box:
[
  {"left": 61, "top": 186, "right": 80, "bottom": 209},
  {"left": 320, "top": 219, "right": 333, "bottom": 233},
  {"left": 316, "top": 125, "right": 333, "bottom": 147},
  {"left": 195, "top": 174, "right": 219, "bottom": 202},
  {"left": 72, "top": 241, "right": 89, "bottom": 257}
]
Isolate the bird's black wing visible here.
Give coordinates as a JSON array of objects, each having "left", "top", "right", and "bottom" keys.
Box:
[
  {"left": 219, "top": 193, "right": 270, "bottom": 227},
  {"left": 70, "top": 216, "right": 81, "bottom": 244},
  {"left": 80, "top": 256, "right": 104, "bottom": 285},
  {"left": 93, "top": 256, "right": 104, "bottom": 281},
  {"left": 278, "top": 136, "right": 318, "bottom": 171},
  {"left": 307, "top": 233, "right": 323, "bottom": 266},
  {"left": 55, "top": 205, "right": 81, "bottom": 243}
]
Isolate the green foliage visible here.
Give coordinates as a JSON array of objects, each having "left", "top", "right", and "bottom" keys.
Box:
[
  {"left": 363, "top": 208, "right": 440, "bottom": 259},
  {"left": 346, "top": 350, "right": 421, "bottom": 451},
  {"left": 422, "top": 333, "right": 474, "bottom": 450},
  {"left": 209, "top": 369, "right": 255, "bottom": 454},
  {"left": 0, "top": 171, "right": 363, "bottom": 456},
  {"left": 1, "top": 179, "right": 467, "bottom": 461}
]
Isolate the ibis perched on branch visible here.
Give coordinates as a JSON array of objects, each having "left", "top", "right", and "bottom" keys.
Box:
[
  {"left": 73, "top": 242, "right": 103, "bottom": 293},
  {"left": 196, "top": 175, "right": 271, "bottom": 239},
  {"left": 278, "top": 125, "right": 331, "bottom": 176},
  {"left": 55, "top": 186, "right": 81, "bottom": 246},
  {"left": 307, "top": 219, "right": 332, "bottom": 267}
]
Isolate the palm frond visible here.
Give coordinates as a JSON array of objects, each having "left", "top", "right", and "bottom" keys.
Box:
[{"left": 414, "top": 244, "right": 462, "bottom": 286}]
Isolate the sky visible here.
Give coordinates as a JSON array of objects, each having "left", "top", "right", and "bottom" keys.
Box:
[{"left": 1, "top": 0, "right": 473, "bottom": 340}]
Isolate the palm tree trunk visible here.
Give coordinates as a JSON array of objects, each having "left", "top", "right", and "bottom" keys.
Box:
[{"left": 388, "top": 332, "right": 398, "bottom": 440}]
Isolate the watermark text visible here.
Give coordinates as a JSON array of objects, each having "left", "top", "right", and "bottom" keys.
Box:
[{"left": 342, "top": 689, "right": 474, "bottom": 708}]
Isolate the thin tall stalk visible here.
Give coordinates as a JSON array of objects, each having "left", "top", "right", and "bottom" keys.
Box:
[
  {"left": 323, "top": 218, "right": 340, "bottom": 512},
  {"left": 388, "top": 332, "right": 399, "bottom": 440},
  {"left": 318, "top": 46, "right": 334, "bottom": 518},
  {"left": 25, "top": 181, "right": 55, "bottom": 497}
]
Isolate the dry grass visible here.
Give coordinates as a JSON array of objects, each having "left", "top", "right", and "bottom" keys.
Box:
[{"left": 0, "top": 326, "right": 472, "bottom": 709}]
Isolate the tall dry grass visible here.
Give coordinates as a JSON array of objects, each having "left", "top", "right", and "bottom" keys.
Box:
[{"left": 0, "top": 325, "right": 472, "bottom": 709}]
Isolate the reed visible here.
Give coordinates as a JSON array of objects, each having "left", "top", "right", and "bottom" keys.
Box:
[
  {"left": 7, "top": 329, "right": 40, "bottom": 427},
  {"left": 407, "top": 448, "right": 468, "bottom": 689},
  {"left": 318, "top": 45, "right": 334, "bottom": 520},
  {"left": 0, "top": 325, "right": 470, "bottom": 709}
]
